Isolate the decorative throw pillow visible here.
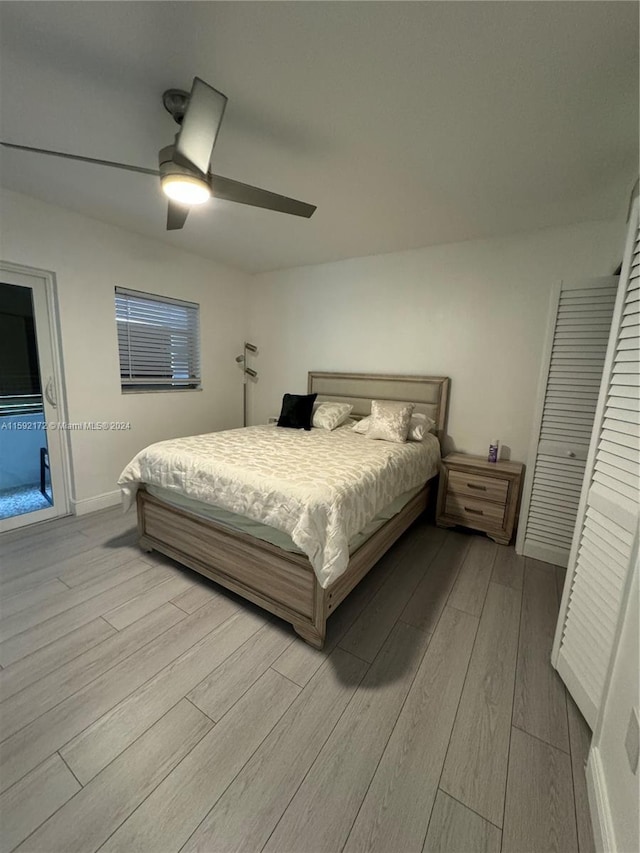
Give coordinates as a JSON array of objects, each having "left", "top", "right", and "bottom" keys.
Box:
[
  {"left": 367, "top": 400, "right": 414, "bottom": 443},
  {"left": 353, "top": 411, "right": 434, "bottom": 440},
  {"left": 312, "top": 401, "right": 353, "bottom": 430},
  {"left": 277, "top": 393, "right": 317, "bottom": 430}
]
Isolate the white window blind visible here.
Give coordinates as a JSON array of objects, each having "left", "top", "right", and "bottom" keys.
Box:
[
  {"left": 115, "top": 288, "right": 201, "bottom": 391},
  {"left": 553, "top": 200, "right": 639, "bottom": 728}
]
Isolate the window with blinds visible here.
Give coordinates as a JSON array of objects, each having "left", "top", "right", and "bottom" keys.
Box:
[{"left": 115, "top": 288, "right": 201, "bottom": 391}]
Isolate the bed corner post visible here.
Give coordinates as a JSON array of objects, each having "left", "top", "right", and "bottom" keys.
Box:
[
  {"left": 136, "top": 490, "right": 154, "bottom": 554},
  {"left": 294, "top": 580, "right": 328, "bottom": 649}
]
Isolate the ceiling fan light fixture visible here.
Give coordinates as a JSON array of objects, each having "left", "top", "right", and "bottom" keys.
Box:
[
  {"left": 4, "top": 73, "right": 316, "bottom": 236},
  {"left": 161, "top": 174, "right": 211, "bottom": 206}
]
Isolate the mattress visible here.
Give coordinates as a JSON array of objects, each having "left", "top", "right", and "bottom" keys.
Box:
[
  {"left": 145, "top": 483, "right": 424, "bottom": 556},
  {"left": 118, "top": 423, "right": 440, "bottom": 587}
]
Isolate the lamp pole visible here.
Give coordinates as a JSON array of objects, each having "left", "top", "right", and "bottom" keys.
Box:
[{"left": 242, "top": 358, "right": 248, "bottom": 428}]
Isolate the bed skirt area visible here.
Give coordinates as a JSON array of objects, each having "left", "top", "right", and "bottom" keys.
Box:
[{"left": 136, "top": 480, "right": 435, "bottom": 648}]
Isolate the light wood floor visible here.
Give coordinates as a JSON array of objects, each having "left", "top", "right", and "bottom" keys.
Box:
[{"left": 0, "top": 507, "right": 595, "bottom": 853}]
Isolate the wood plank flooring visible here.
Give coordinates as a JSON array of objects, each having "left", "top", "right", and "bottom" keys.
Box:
[{"left": 0, "top": 506, "right": 595, "bottom": 852}]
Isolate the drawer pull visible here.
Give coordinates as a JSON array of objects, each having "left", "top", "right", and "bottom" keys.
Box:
[
  {"left": 467, "top": 483, "right": 487, "bottom": 491},
  {"left": 567, "top": 451, "right": 576, "bottom": 458},
  {"left": 464, "top": 507, "right": 484, "bottom": 515}
]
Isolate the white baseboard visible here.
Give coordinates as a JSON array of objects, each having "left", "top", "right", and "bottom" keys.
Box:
[
  {"left": 71, "top": 490, "right": 121, "bottom": 516},
  {"left": 522, "top": 540, "right": 570, "bottom": 568},
  {"left": 586, "top": 746, "right": 615, "bottom": 853}
]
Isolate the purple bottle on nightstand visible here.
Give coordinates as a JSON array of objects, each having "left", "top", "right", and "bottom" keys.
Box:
[{"left": 488, "top": 440, "right": 499, "bottom": 463}]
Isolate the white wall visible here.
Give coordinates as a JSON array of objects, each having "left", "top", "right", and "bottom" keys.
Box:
[
  {"left": 248, "top": 220, "right": 624, "bottom": 462},
  {"left": 588, "top": 559, "right": 639, "bottom": 853},
  {"left": 0, "top": 189, "right": 250, "bottom": 511}
]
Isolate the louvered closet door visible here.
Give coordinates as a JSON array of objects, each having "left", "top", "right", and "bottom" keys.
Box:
[
  {"left": 520, "top": 277, "right": 619, "bottom": 566},
  {"left": 553, "top": 201, "right": 639, "bottom": 728}
]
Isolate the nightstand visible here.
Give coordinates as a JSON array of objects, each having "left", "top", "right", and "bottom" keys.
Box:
[{"left": 436, "top": 453, "right": 524, "bottom": 545}]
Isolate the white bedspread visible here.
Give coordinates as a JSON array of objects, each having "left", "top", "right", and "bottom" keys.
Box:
[{"left": 118, "top": 424, "right": 440, "bottom": 588}]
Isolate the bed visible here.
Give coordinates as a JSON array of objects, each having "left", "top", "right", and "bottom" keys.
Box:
[{"left": 120, "top": 372, "right": 450, "bottom": 648}]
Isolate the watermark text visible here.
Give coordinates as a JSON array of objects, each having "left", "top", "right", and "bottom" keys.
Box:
[{"left": 1, "top": 421, "right": 132, "bottom": 431}]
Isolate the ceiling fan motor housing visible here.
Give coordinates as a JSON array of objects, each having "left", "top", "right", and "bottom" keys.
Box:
[
  {"left": 158, "top": 144, "right": 203, "bottom": 180},
  {"left": 159, "top": 143, "right": 212, "bottom": 213}
]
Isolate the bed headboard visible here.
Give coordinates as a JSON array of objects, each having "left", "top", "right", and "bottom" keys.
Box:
[{"left": 308, "top": 372, "right": 450, "bottom": 441}]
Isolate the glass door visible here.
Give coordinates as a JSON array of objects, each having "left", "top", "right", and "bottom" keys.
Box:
[{"left": 0, "top": 266, "right": 68, "bottom": 532}]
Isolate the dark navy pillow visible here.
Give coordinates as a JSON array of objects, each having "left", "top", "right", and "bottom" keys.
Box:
[{"left": 277, "top": 393, "right": 317, "bottom": 430}]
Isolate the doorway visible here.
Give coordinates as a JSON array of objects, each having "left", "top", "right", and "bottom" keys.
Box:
[{"left": 0, "top": 263, "right": 69, "bottom": 532}]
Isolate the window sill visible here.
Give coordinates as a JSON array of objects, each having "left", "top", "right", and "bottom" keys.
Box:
[{"left": 121, "top": 387, "right": 203, "bottom": 395}]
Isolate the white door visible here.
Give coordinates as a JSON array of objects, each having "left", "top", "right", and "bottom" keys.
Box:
[
  {"left": 552, "top": 199, "right": 639, "bottom": 728},
  {"left": 0, "top": 263, "right": 69, "bottom": 532},
  {"left": 517, "top": 276, "right": 619, "bottom": 566}
]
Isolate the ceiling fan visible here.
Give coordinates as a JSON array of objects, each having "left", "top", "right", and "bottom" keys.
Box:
[{"left": 0, "top": 77, "right": 317, "bottom": 231}]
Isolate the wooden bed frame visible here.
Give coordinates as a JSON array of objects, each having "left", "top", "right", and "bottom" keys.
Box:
[{"left": 137, "top": 372, "right": 450, "bottom": 648}]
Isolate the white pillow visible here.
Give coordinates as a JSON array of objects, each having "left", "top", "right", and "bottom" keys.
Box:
[
  {"left": 312, "top": 401, "right": 354, "bottom": 430},
  {"left": 351, "top": 417, "right": 370, "bottom": 434},
  {"left": 367, "top": 400, "right": 414, "bottom": 443},
  {"left": 408, "top": 412, "right": 437, "bottom": 441},
  {"left": 352, "top": 412, "right": 436, "bottom": 440}
]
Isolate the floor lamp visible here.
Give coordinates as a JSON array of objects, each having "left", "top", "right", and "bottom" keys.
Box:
[{"left": 235, "top": 342, "right": 258, "bottom": 427}]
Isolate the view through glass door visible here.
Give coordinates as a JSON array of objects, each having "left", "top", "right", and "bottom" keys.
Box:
[{"left": 0, "top": 266, "right": 68, "bottom": 532}]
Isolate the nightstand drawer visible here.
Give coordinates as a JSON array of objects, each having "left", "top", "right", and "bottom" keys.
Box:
[
  {"left": 448, "top": 470, "right": 509, "bottom": 505},
  {"left": 445, "top": 493, "right": 506, "bottom": 527}
]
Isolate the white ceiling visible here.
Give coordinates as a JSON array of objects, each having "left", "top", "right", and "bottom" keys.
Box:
[{"left": 0, "top": 2, "right": 637, "bottom": 273}]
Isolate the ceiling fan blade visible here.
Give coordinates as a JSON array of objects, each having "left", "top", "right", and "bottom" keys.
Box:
[
  {"left": 210, "top": 174, "right": 316, "bottom": 218},
  {"left": 0, "top": 141, "right": 160, "bottom": 176},
  {"left": 166, "top": 200, "right": 190, "bottom": 231},
  {"left": 174, "top": 78, "right": 227, "bottom": 176}
]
